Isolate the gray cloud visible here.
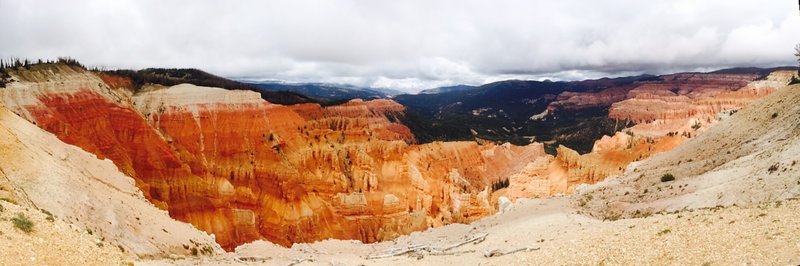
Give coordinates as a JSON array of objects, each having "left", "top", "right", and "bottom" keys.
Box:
[{"left": 1, "top": 0, "right": 798, "bottom": 92}]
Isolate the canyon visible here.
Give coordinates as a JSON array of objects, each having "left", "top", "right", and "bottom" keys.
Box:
[
  {"left": 506, "top": 70, "right": 795, "bottom": 199},
  {"left": 0, "top": 64, "right": 541, "bottom": 250},
  {"left": 0, "top": 63, "right": 794, "bottom": 256}
]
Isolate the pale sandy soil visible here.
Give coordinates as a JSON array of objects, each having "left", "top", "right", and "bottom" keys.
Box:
[
  {"left": 141, "top": 196, "right": 800, "bottom": 265},
  {"left": 3, "top": 73, "right": 799, "bottom": 265},
  {"left": 0, "top": 201, "right": 131, "bottom": 266},
  {"left": 578, "top": 85, "right": 800, "bottom": 218},
  {"left": 0, "top": 105, "right": 222, "bottom": 258}
]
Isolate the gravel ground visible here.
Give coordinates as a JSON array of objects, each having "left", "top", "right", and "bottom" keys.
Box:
[
  {"left": 0, "top": 201, "right": 130, "bottom": 266},
  {"left": 141, "top": 197, "right": 800, "bottom": 265}
]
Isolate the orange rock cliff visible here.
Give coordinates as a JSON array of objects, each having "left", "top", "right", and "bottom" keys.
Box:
[
  {"left": 506, "top": 71, "right": 795, "bottom": 200},
  {"left": 1, "top": 64, "right": 792, "bottom": 250},
  {"left": 0, "top": 64, "right": 541, "bottom": 250}
]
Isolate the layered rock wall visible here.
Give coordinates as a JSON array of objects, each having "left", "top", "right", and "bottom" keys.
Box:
[
  {"left": 0, "top": 64, "right": 540, "bottom": 250},
  {"left": 4, "top": 64, "right": 790, "bottom": 249},
  {"left": 508, "top": 71, "right": 793, "bottom": 199}
]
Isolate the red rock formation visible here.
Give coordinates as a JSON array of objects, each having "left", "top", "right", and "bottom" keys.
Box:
[
  {"left": 507, "top": 133, "right": 684, "bottom": 200},
  {"left": 0, "top": 65, "right": 540, "bottom": 250},
  {"left": 549, "top": 85, "right": 636, "bottom": 110},
  {"left": 610, "top": 72, "right": 792, "bottom": 136},
  {"left": 508, "top": 71, "right": 795, "bottom": 199},
  {"left": 0, "top": 65, "right": 193, "bottom": 206},
  {"left": 131, "top": 84, "right": 541, "bottom": 248},
  {"left": 4, "top": 64, "right": 790, "bottom": 249}
]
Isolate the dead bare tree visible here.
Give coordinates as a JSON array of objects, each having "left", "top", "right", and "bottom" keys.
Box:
[
  {"left": 795, "top": 44, "right": 800, "bottom": 66},
  {"left": 794, "top": 44, "right": 800, "bottom": 83}
]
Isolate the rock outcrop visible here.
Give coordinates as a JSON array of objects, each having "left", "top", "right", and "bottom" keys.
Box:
[
  {"left": 576, "top": 83, "right": 800, "bottom": 218},
  {"left": 0, "top": 64, "right": 541, "bottom": 250},
  {"left": 129, "top": 83, "right": 541, "bottom": 248},
  {"left": 3, "top": 63, "right": 791, "bottom": 251},
  {"left": 508, "top": 71, "right": 794, "bottom": 199},
  {"left": 0, "top": 103, "right": 220, "bottom": 258},
  {"left": 608, "top": 72, "right": 792, "bottom": 136},
  {"left": 507, "top": 133, "right": 684, "bottom": 200}
]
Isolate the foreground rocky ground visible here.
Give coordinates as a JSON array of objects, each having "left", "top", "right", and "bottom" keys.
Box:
[
  {"left": 0, "top": 64, "right": 796, "bottom": 265},
  {"left": 135, "top": 197, "right": 799, "bottom": 265},
  {"left": 0, "top": 201, "right": 130, "bottom": 266}
]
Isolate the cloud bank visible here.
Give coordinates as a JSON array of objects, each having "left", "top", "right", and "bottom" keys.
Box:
[{"left": 1, "top": 0, "right": 798, "bottom": 92}]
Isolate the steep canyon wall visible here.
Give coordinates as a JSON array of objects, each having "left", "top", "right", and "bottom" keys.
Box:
[{"left": 0, "top": 64, "right": 541, "bottom": 250}]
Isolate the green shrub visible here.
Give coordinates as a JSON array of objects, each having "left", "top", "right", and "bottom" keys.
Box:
[
  {"left": 691, "top": 121, "right": 701, "bottom": 130},
  {"left": 11, "top": 213, "right": 34, "bottom": 233},
  {"left": 661, "top": 173, "right": 675, "bottom": 182}
]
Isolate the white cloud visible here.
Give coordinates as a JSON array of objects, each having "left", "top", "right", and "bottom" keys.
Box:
[{"left": 0, "top": 0, "right": 797, "bottom": 93}]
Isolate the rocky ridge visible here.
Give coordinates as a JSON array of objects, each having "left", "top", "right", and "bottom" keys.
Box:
[
  {"left": 576, "top": 83, "right": 800, "bottom": 218},
  {"left": 506, "top": 71, "right": 795, "bottom": 199},
  {"left": 0, "top": 100, "right": 220, "bottom": 258},
  {"left": 0, "top": 64, "right": 541, "bottom": 250},
  {"left": 0, "top": 63, "right": 794, "bottom": 255}
]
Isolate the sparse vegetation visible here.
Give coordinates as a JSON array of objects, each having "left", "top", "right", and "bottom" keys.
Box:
[
  {"left": 657, "top": 228, "right": 672, "bottom": 236},
  {"left": 604, "top": 213, "right": 621, "bottom": 221},
  {"left": 768, "top": 164, "right": 779, "bottom": 174},
  {"left": 771, "top": 112, "right": 778, "bottom": 119},
  {"left": 0, "top": 57, "right": 85, "bottom": 88},
  {"left": 661, "top": 173, "right": 675, "bottom": 182},
  {"left": 632, "top": 209, "right": 653, "bottom": 218},
  {"left": 11, "top": 213, "right": 34, "bottom": 233},
  {"left": 103, "top": 68, "right": 315, "bottom": 105},
  {"left": 691, "top": 121, "right": 702, "bottom": 130},
  {"left": 41, "top": 209, "right": 55, "bottom": 222},
  {"left": 577, "top": 194, "right": 594, "bottom": 207},
  {"left": 491, "top": 178, "right": 510, "bottom": 191},
  {"left": 0, "top": 197, "right": 16, "bottom": 204}
]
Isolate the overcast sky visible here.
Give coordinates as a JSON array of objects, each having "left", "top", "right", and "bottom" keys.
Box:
[{"left": 1, "top": 1, "right": 798, "bottom": 92}]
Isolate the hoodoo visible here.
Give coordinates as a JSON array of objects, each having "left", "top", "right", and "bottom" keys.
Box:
[
  {"left": 0, "top": 64, "right": 541, "bottom": 250},
  {"left": 506, "top": 70, "right": 795, "bottom": 199},
  {"left": 1, "top": 1, "right": 797, "bottom": 264}
]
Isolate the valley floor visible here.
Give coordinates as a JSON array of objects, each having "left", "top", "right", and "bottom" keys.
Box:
[{"left": 140, "top": 197, "right": 800, "bottom": 265}]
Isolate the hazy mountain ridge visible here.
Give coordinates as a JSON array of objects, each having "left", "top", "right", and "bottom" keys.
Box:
[
  {"left": 394, "top": 67, "right": 796, "bottom": 153},
  {"left": 247, "top": 81, "right": 403, "bottom": 102}
]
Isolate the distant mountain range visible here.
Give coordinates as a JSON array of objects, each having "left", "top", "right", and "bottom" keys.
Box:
[
  {"left": 102, "top": 68, "right": 317, "bottom": 105},
  {"left": 91, "top": 65, "right": 798, "bottom": 154},
  {"left": 394, "top": 66, "right": 798, "bottom": 153},
  {"left": 245, "top": 81, "right": 404, "bottom": 101},
  {"left": 418, "top": 84, "right": 478, "bottom": 94},
  {"left": 394, "top": 75, "right": 654, "bottom": 152}
]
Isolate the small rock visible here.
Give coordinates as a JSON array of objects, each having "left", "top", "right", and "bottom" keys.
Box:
[{"left": 498, "top": 197, "right": 512, "bottom": 214}]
